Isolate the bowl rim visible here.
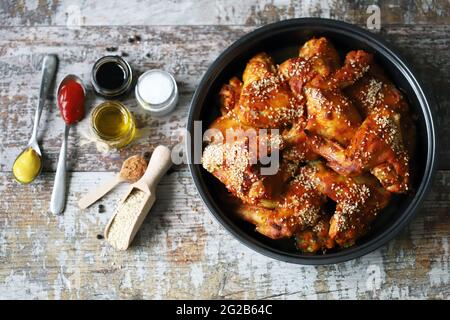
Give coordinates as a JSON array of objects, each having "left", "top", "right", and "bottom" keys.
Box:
[{"left": 187, "top": 18, "right": 438, "bottom": 265}]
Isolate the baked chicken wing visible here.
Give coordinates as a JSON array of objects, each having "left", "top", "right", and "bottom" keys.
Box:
[
  {"left": 296, "top": 217, "right": 335, "bottom": 253},
  {"left": 201, "top": 37, "right": 415, "bottom": 255},
  {"left": 304, "top": 85, "right": 363, "bottom": 147},
  {"left": 300, "top": 51, "right": 371, "bottom": 147},
  {"left": 307, "top": 104, "right": 410, "bottom": 193},
  {"left": 344, "top": 62, "right": 416, "bottom": 157},
  {"left": 345, "top": 63, "right": 409, "bottom": 116},
  {"left": 305, "top": 161, "right": 391, "bottom": 247},
  {"left": 277, "top": 38, "right": 342, "bottom": 161},
  {"left": 309, "top": 50, "right": 374, "bottom": 90},
  {"left": 236, "top": 53, "right": 302, "bottom": 128},
  {"left": 234, "top": 160, "right": 390, "bottom": 250},
  {"left": 278, "top": 37, "right": 340, "bottom": 101},
  {"left": 219, "top": 76, "right": 242, "bottom": 115},
  {"left": 234, "top": 165, "right": 327, "bottom": 239}
]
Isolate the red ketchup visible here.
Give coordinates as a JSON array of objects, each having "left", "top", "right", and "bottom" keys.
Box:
[{"left": 57, "top": 79, "right": 85, "bottom": 125}]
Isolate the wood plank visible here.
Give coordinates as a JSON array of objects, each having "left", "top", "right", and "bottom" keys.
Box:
[
  {"left": 0, "top": 25, "right": 448, "bottom": 172},
  {"left": 1, "top": 0, "right": 448, "bottom": 302},
  {"left": 0, "top": 168, "right": 448, "bottom": 299},
  {"left": 0, "top": 0, "right": 449, "bottom": 27}
]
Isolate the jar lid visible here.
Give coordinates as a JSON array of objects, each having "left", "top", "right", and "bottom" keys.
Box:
[{"left": 135, "top": 70, "right": 179, "bottom": 116}]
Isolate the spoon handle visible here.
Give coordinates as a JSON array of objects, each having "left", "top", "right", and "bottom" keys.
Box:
[
  {"left": 30, "top": 55, "right": 58, "bottom": 144},
  {"left": 50, "top": 125, "right": 69, "bottom": 215},
  {"left": 78, "top": 175, "right": 122, "bottom": 210}
]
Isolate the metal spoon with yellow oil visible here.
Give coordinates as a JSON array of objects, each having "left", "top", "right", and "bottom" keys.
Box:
[{"left": 13, "top": 55, "right": 58, "bottom": 184}]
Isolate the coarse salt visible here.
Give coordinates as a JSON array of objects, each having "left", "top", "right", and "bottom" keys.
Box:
[{"left": 138, "top": 71, "right": 174, "bottom": 105}]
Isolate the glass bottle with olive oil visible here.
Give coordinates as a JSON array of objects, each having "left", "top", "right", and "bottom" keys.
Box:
[{"left": 90, "top": 101, "right": 136, "bottom": 149}]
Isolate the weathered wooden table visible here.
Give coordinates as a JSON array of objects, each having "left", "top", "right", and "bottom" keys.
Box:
[{"left": 0, "top": 1, "right": 449, "bottom": 299}]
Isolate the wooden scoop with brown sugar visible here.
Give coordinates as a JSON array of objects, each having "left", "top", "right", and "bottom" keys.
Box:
[{"left": 78, "top": 155, "right": 148, "bottom": 209}]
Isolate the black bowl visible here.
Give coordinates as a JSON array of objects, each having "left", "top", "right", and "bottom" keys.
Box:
[{"left": 187, "top": 18, "right": 438, "bottom": 265}]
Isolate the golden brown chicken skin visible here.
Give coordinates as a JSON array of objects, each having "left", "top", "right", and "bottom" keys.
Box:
[
  {"left": 344, "top": 62, "right": 416, "bottom": 157},
  {"left": 235, "top": 160, "right": 390, "bottom": 250},
  {"left": 307, "top": 106, "right": 410, "bottom": 193},
  {"left": 303, "top": 49, "right": 412, "bottom": 193},
  {"left": 298, "top": 50, "right": 369, "bottom": 148},
  {"left": 236, "top": 53, "right": 302, "bottom": 128},
  {"left": 301, "top": 50, "right": 374, "bottom": 147},
  {"left": 274, "top": 166, "right": 328, "bottom": 233},
  {"left": 207, "top": 112, "right": 285, "bottom": 160},
  {"left": 305, "top": 161, "right": 391, "bottom": 247},
  {"left": 206, "top": 112, "right": 251, "bottom": 143},
  {"left": 282, "top": 121, "right": 319, "bottom": 163},
  {"left": 309, "top": 50, "right": 374, "bottom": 90},
  {"left": 234, "top": 166, "right": 326, "bottom": 239},
  {"left": 202, "top": 138, "right": 290, "bottom": 206},
  {"left": 219, "top": 76, "right": 242, "bottom": 115},
  {"left": 203, "top": 113, "right": 292, "bottom": 206},
  {"left": 201, "top": 37, "right": 415, "bottom": 255},
  {"left": 202, "top": 138, "right": 263, "bottom": 204},
  {"left": 234, "top": 205, "right": 282, "bottom": 238},
  {"left": 299, "top": 37, "right": 341, "bottom": 69},
  {"left": 277, "top": 38, "right": 342, "bottom": 162},
  {"left": 304, "top": 86, "right": 363, "bottom": 147},
  {"left": 296, "top": 217, "right": 335, "bottom": 253},
  {"left": 345, "top": 63, "right": 408, "bottom": 116},
  {"left": 278, "top": 37, "right": 341, "bottom": 101}
]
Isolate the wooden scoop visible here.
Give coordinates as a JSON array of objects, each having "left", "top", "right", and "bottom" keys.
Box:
[
  {"left": 78, "top": 155, "right": 147, "bottom": 209},
  {"left": 104, "top": 145, "right": 172, "bottom": 250}
]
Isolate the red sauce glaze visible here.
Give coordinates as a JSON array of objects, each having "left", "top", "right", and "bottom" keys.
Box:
[{"left": 57, "top": 79, "right": 85, "bottom": 125}]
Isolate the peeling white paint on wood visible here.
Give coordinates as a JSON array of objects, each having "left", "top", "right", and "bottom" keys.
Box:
[
  {"left": 0, "top": 1, "right": 449, "bottom": 300},
  {"left": 1, "top": 0, "right": 448, "bottom": 26},
  {"left": 0, "top": 25, "right": 448, "bottom": 171},
  {"left": 0, "top": 170, "right": 449, "bottom": 299}
]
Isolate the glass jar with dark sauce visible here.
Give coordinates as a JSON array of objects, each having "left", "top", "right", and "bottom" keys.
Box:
[{"left": 91, "top": 56, "right": 133, "bottom": 98}]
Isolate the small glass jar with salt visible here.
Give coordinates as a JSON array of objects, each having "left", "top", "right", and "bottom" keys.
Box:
[{"left": 135, "top": 70, "right": 179, "bottom": 116}]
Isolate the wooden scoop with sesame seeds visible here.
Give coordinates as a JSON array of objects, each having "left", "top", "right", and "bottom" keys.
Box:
[
  {"left": 104, "top": 145, "right": 172, "bottom": 250},
  {"left": 78, "top": 155, "right": 148, "bottom": 209}
]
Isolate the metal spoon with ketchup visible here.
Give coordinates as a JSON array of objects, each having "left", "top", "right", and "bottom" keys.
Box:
[{"left": 50, "top": 75, "right": 86, "bottom": 215}]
